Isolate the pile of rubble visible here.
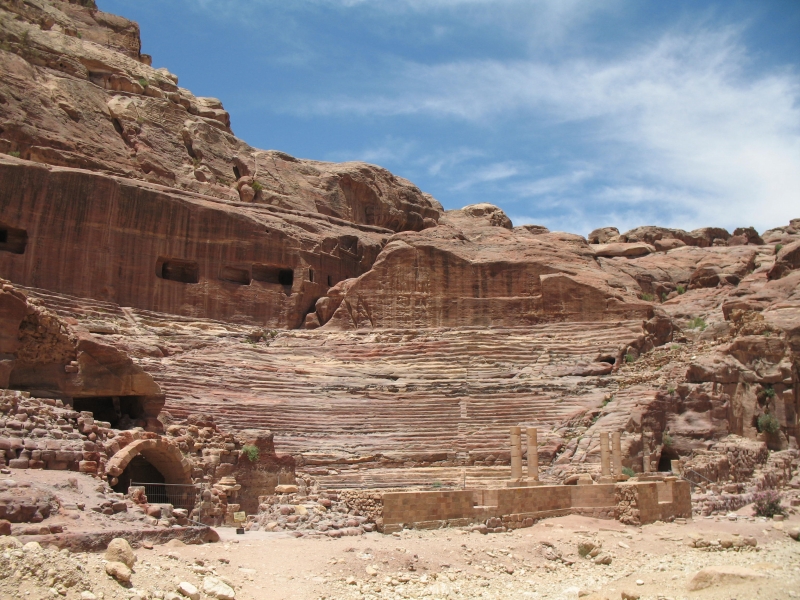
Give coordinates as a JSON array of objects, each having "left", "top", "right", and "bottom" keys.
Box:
[
  {"left": 0, "top": 389, "right": 113, "bottom": 475},
  {"left": 251, "top": 479, "right": 377, "bottom": 536}
]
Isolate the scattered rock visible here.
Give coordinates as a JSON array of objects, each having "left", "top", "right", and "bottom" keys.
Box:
[
  {"left": 178, "top": 582, "right": 200, "bottom": 600},
  {"left": 105, "top": 561, "right": 132, "bottom": 584},
  {"left": 202, "top": 576, "right": 236, "bottom": 600}
]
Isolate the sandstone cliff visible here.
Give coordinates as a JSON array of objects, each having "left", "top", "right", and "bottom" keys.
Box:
[{"left": 0, "top": 0, "right": 798, "bottom": 494}]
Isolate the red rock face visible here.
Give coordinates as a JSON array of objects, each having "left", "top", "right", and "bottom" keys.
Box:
[
  {"left": 316, "top": 209, "right": 653, "bottom": 329},
  {"left": 0, "top": 159, "right": 396, "bottom": 327},
  {"left": 1, "top": 1, "right": 799, "bottom": 493}
]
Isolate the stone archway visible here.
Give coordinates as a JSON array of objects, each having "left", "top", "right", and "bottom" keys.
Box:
[{"left": 106, "top": 438, "right": 192, "bottom": 485}]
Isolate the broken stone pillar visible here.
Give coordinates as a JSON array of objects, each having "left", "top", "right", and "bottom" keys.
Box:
[
  {"left": 599, "top": 432, "right": 612, "bottom": 483},
  {"left": 671, "top": 459, "right": 681, "bottom": 475},
  {"left": 612, "top": 432, "right": 623, "bottom": 480},
  {"left": 510, "top": 426, "right": 522, "bottom": 481},
  {"left": 642, "top": 432, "right": 651, "bottom": 473},
  {"left": 526, "top": 427, "right": 539, "bottom": 481}
]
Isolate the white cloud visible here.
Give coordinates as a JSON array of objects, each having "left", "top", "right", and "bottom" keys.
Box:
[
  {"left": 292, "top": 27, "right": 800, "bottom": 232},
  {"left": 451, "top": 161, "right": 521, "bottom": 191}
]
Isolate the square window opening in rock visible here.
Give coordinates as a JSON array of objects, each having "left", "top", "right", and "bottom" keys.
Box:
[
  {"left": 220, "top": 266, "right": 251, "bottom": 285},
  {"left": 0, "top": 223, "right": 28, "bottom": 254},
  {"left": 252, "top": 264, "right": 294, "bottom": 287},
  {"left": 157, "top": 258, "right": 199, "bottom": 283}
]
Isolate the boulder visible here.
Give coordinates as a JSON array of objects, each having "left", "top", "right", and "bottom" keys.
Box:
[
  {"left": 687, "top": 566, "right": 765, "bottom": 591},
  {"left": 203, "top": 576, "right": 236, "bottom": 600},
  {"left": 462, "top": 204, "right": 512, "bottom": 229},
  {"left": 588, "top": 227, "right": 620, "bottom": 244},
  {"left": 592, "top": 243, "right": 655, "bottom": 258},
  {"left": 178, "top": 582, "right": 200, "bottom": 600},
  {"left": 654, "top": 238, "right": 686, "bottom": 252},
  {"left": 105, "top": 561, "right": 132, "bottom": 583},
  {"left": 768, "top": 240, "right": 800, "bottom": 280},
  {"left": 105, "top": 538, "right": 136, "bottom": 568}
]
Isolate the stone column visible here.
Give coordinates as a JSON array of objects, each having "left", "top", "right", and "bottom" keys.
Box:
[
  {"left": 510, "top": 426, "right": 522, "bottom": 481},
  {"left": 599, "top": 432, "right": 611, "bottom": 481},
  {"left": 671, "top": 459, "right": 681, "bottom": 475},
  {"left": 642, "top": 432, "right": 651, "bottom": 473},
  {"left": 612, "top": 432, "right": 623, "bottom": 479},
  {"left": 526, "top": 427, "right": 539, "bottom": 481}
]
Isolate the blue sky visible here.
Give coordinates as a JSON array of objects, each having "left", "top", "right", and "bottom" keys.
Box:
[{"left": 98, "top": 0, "right": 800, "bottom": 235}]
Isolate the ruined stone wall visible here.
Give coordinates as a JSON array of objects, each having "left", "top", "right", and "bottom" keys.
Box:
[{"left": 348, "top": 481, "right": 688, "bottom": 533}]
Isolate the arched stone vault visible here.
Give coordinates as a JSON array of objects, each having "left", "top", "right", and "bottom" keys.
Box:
[{"left": 106, "top": 438, "right": 192, "bottom": 484}]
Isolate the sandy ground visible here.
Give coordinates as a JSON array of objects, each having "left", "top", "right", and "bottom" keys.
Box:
[{"left": 4, "top": 511, "right": 799, "bottom": 600}]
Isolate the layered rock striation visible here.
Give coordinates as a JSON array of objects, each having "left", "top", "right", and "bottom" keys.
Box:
[{"left": 0, "top": 0, "right": 797, "bottom": 498}]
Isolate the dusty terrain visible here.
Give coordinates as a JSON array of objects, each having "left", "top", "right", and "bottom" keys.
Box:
[{"left": 2, "top": 501, "right": 799, "bottom": 600}]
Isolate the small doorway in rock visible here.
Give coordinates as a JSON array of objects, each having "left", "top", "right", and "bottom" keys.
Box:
[
  {"left": 233, "top": 165, "right": 241, "bottom": 180},
  {"left": 72, "top": 396, "right": 145, "bottom": 430},
  {"left": 658, "top": 446, "right": 680, "bottom": 472},
  {"left": 112, "top": 454, "right": 165, "bottom": 495}
]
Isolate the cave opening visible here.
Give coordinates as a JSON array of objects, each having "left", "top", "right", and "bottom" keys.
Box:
[
  {"left": 112, "top": 454, "right": 165, "bottom": 495},
  {"left": 157, "top": 258, "right": 199, "bottom": 284},
  {"left": 598, "top": 356, "right": 616, "bottom": 365},
  {"left": 327, "top": 275, "right": 333, "bottom": 287},
  {"left": 72, "top": 396, "right": 145, "bottom": 430},
  {"left": 0, "top": 222, "right": 27, "bottom": 254},
  {"left": 658, "top": 445, "right": 680, "bottom": 472},
  {"left": 308, "top": 269, "right": 314, "bottom": 283},
  {"left": 232, "top": 165, "right": 241, "bottom": 180}
]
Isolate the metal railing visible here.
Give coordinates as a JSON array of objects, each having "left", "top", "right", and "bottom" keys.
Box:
[
  {"left": 680, "top": 468, "right": 714, "bottom": 489},
  {"left": 129, "top": 482, "right": 199, "bottom": 510}
]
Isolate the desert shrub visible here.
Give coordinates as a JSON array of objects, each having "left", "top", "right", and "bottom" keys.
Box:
[
  {"left": 242, "top": 444, "right": 260, "bottom": 462},
  {"left": 687, "top": 316, "right": 707, "bottom": 331},
  {"left": 641, "top": 293, "right": 654, "bottom": 302},
  {"left": 251, "top": 180, "right": 263, "bottom": 192},
  {"left": 757, "top": 413, "right": 780, "bottom": 434},
  {"left": 660, "top": 292, "right": 668, "bottom": 302},
  {"left": 667, "top": 386, "right": 676, "bottom": 394},
  {"left": 8, "top": 151, "right": 20, "bottom": 158},
  {"left": 662, "top": 432, "right": 673, "bottom": 447},
  {"left": 432, "top": 481, "right": 442, "bottom": 489},
  {"left": 138, "top": 77, "right": 148, "bottom": 88},
  {"left": 676, "top": 285, "right": 686, "bottom": 294},
  {"left": 622, "top": 467, "right": 635, "bottom": 477},
  {"left": 752, "top": 490, "right": 784, "bottom": 518},
  {"left": 670, "top": 344, "right": 680, "bottom": 350},
  {"left": 624, "top": 353, "right": 635, "bottom": 363},
  {"left": 775, "top": 244, "right": 783, "bottom": 254}
]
